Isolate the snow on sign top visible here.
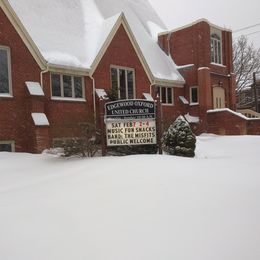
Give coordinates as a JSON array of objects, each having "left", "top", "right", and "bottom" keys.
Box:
[{"left": 6, "top": 0, "right": 184, "bottom": 84}]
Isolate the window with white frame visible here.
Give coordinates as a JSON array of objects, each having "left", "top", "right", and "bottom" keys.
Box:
[
  {"left": 0, "top": 46, "right": 12, "bottom": 96},
  {"left": 211, "top": 33, "right": 222, "bottom": 64},
  {"left": 156, "top": 86, "right": 174, "bottom": 105},
  {"left": 190, "top": 86, "right": 199, "bottom": 104},
  {"left": 111, "top": 66, "right": 135, "bottom": 100},
  {"left": 0, "top": 141, "right": 15, "bottom": 152},
  {"left": 51, "top": 73, "right": 84, "bottom": 99}
]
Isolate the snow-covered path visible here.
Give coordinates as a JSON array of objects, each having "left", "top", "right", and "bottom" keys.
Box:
[{"left": 0, "top": 135, "right": 259, "bottom": 260}]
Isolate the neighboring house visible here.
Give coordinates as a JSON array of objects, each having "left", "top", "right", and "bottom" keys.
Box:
[
  {"left": 0, "top": 0, "right": 259, "bottom": 153},
  {"left": 236, "top": 82, "right": 260, "bottom": 115}
]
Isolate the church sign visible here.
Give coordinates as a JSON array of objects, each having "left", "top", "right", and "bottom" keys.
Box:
[{"left": 105, "top": 100, "right": 157, "bottom": 146}]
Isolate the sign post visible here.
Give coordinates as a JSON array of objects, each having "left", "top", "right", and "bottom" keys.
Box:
[
  {"left": 99, "top": 98, "right": 106, "bottom": 156},
  {"left": 156, "top": 96, "right": 163, "bottom": 155}
]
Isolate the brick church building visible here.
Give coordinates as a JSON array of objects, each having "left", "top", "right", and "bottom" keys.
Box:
[{"left": 0, "top": 0, "right": 259, "bottom": 153}]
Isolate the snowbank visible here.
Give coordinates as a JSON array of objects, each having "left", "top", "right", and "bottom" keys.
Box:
[{"left": 0, "top": 135, "right": 260, "bottom": 260}]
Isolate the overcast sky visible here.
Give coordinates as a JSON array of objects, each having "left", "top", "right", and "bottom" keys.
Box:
[{"left": 149, "top": 0, "right": 260, "bottom": 48}]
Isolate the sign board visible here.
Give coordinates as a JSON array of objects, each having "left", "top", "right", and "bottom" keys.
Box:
[
  {"left": 105, "top": 100, "right": 155, "bottom": 119},
  {"left": 105, "top": 100, "right": 157, "bottom": 147},
  {"left": 106, "top": 119, "right": 157, "bottom": 146}
]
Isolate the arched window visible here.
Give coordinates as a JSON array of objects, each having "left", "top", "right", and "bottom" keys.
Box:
[{"left": 211, "top": 33, "right": 222, "bottom": 64}]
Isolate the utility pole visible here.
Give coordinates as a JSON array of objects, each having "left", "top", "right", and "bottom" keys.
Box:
[{"left": 253, "top": 72, "right": 258, "bottom": 112}]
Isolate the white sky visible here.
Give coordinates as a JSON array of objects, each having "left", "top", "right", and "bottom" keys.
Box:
[{"left": 149, "top": 0, "right": 260, "bottom": 48}]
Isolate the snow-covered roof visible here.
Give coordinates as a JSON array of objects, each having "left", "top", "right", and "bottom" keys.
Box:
[
  {"left": 26, "top": 82, "right": 44, "bottom": 96},
  {"left": 184, "top": 113, "right": 200, "bottom": 123},
  {"left": 159, "top": 18, "right": 232, "bottom": 36},
  {"left": 6, "top": 0, "right": 184, "bottom": 84},
  {"left": 207, "top": 108, "right": 260, "bottom": 121},
  {"left": 179, "top": 96, "right": 189, "bottom": 105},
  {"left": 143, "top": 93, "right": 154, "bottom": 101},
  {"left": 31, "top": 113, "right": 50, "bottom": 126},
  {"left": 95, "top": 89, "right": 109, "bottom": 100}
]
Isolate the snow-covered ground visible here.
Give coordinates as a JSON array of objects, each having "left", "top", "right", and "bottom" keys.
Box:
[{"left": 0, "top": 134, "right": 259, "bottom": 260}]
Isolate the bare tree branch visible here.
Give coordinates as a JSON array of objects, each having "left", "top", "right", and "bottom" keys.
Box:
[{"left": 233, "top": 36, "right": 260, "bottom": 107}]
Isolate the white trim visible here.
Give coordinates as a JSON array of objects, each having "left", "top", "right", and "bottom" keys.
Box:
[
  {"left": 0, "top": 45, "right": 12, "bottom": 96},
  {"left": 210, "top": 28, "right": 223, "bottom": 65},
  {"left": 158, "top": 18, "right": 232, "bottom": 36},
  {"left": 51, "top": 97, "right": 86, "bottom": 103},
  {"left": 207, "top": 108, "right": 260, "bottom": 121},
  {"left": 0, "top": 0, "right": 46, "bottom": 69},
  {"left": 210, "top": 62, "right": 226, "bottom": 68},
  {"left": 0, "top": 140, "right": 15, "bottom": 152},
  {"left": 50, "top": 73, "right": 85, "bottom": 100},
  {"left": 190, "top": 103, "right": 199, "bottom": 106},
  {"left": 157, "top": 86, "right": 174, "bottom": 106},
  {"left": 190, "top": 86, "right": 199, "bottom": 105},
  {"left": 48, "top": 64, "right": 90, "bottom": 76},
  {"left": 90, "top": 14, "right": 154, "bottom": 85},
  {"left": 0, "top": 93, "right": 13, "bottom": 98},
  {"left": 198, "top": 67, "right": 210, "bottom": 71},
  {"left": 110, "top": 65, "right": 136, "bottom": 99},
  {"left": 90, "top": 13, "right": 184, "bottom": 87}
]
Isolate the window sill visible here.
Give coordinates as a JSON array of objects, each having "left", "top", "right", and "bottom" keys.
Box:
[
  {"left": 51, "top": 97, "right": 86, "bottom": 103},
  {"left": 162, "top": 103, "right": 174, "bottom": 107},
  {"left": 190, "top": 102, "right": 199, "bottom": 106},
  {"left": 210, "top": 62, "right": 226, "bottom": 68},
  {"left": 0, "top": 94, "right": 13, "bottom": 99}
]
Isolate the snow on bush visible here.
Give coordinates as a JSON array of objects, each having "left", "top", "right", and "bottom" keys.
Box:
[{"left": 162, "top": 115, "right": 196, "bottom": 157}]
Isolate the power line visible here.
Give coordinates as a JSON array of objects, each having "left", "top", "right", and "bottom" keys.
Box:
[
  {"left": 233, "top": 23, "right": 260, "bottom": 33},
  {"left": 234, "top": 30, "right": 260, "bottom": 39},
  {"left": 244, "top": 30, "right": 260, "bottom": 37}
]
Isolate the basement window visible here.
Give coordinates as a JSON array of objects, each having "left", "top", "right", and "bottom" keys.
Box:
[
  {"left": 0, "top": 46, "right": 12, "bottom": 96},
  {"left": 190, "top": 86, "right": 199, "bottom": 105},
  {"left": 111, "top": 66, "right": 135, "bottom": 100},
  {"left": 156, "top": 86, "right": 174, "bottom": 105},
  {"left": 51, "top": 73, "right": 85, "bottom": 100},
  {"left": 0, "top": 141, "right": 15, "bottom": 152}
]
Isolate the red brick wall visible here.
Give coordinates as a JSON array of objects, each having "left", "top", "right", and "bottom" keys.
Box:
[
  {"left": 169, "top": 21, "right": 211, "bottom": 68},
  {"left": 161, "top": 87, "right": 185, "bottom": 130},
  {"left": 93, "top": 24, "right": 186, "bottom": 130},
  {"left": 42, "top": 73, "right": 94, "bottom": 143},
  {"left": 207, "top": 111, "right": 247, "bottom": 135},
  {"left": 207, "top": 110, "right": 260, "bottom": 135},
  {"left": 247, "top": 120, "right": 260, "bottom": 135},
  {"left": 93, "top": 24, "right": 151, "bottom": 98},
  {"left": 0, "top": 7, "right": 42, "bottom": 152}
]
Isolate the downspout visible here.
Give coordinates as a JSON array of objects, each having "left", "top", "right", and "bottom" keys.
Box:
[
  {"left": 40, "top": 65, "right": 49, "bottom": 88},
  {"left": 150, "top": 82, "right": 157, "bottom": 99},
  {"left": 89, "top": 74, "right": 97, "bottom": 125}
]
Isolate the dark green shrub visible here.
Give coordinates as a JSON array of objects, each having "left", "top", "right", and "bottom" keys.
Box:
[{"left": 162, "top": 116, "right": 196, "bottom": 157}]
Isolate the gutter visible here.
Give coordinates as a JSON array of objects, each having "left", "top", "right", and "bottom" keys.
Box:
[{"left": 150, "top": 82, "right": 157, "bottom": 97}]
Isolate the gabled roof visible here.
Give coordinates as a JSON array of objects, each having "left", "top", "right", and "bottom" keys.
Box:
[{"left": 3, "top": 0, "right": 185, "bottom": 85}]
